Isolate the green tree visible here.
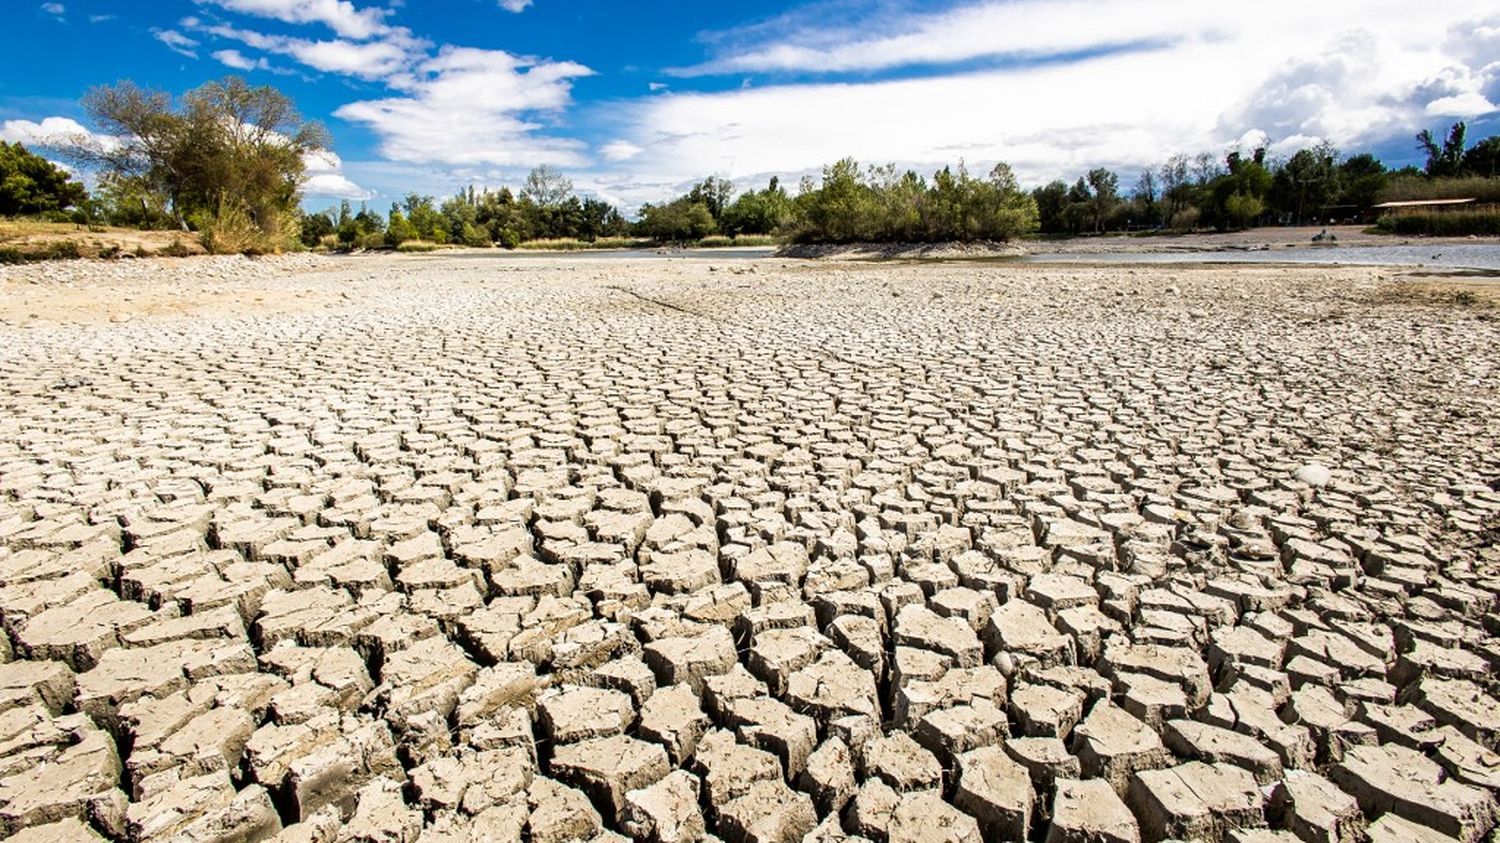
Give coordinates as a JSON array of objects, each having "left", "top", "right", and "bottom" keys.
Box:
[
  {"left": 439, "top": 192, "right": 479, "bottom": 243},
  {"left": 1417, "top": 122, "right": 1466, "bottom": 178},
  {"left": 0, "top": 141, "right": 87, "bottom": 216},
  {"left": 972, "top": 163, "right": 1039, "bottom": 240},
  {"left": 1032, "top": 180, "right": 1069, "bottom": 234},
  {"left": 1462, "top": 136, "right": 1500, "bottom": 178},
  {"left": 721, "top": 176, "right": 793, "bottom": 235},
  {"left": 385, "top": 207, "right": 417, "bottom": 246},
  {"left": 577, "top": 197, "right": 625, "bottom": 242},
  {"left": 402, "top": 194, "right": 444, "bottom": 241},
  {"left": 638, "top": 197, "right": 716, "bottom": 241},
  {"left": 1084, "top": 168, "right": 1119, "bottom": 232},
  {"left": 1131, "top": 169, "right": 1160, "bottom": 228},
  {"left": 299, "top": 210, "right": 334, "bottom": 247},
  {"left": 688, "top": 177, "right": 735, "bottom": 222},
  {"left": 353, "top": 203, "right": 384, "bottom": 235},
  {"left": 1271, "top": 144, "right": 1339, "bottom": 224},
  {"left": 77, "top": 76, "right": 328, "bottom": 252},
  {"left": 1157, "top": 154, "right": 1195, "bottom": 227},
  {"left": 1205, "top": 149, "right": 1271, "bottom": 230},
  {"left": 1336, "top": 153, "right": 1387, "bottom": 214},
  {"left": 1224, "top": 192, "right": 1264, "bottom": 229},
  {"left": 799, "top": 157, "right": 872, "bottom": 242}
]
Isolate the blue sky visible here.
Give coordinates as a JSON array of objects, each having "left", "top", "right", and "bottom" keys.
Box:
[{"left": 3, "top": 0, "right": 1497, "bottom": 213}]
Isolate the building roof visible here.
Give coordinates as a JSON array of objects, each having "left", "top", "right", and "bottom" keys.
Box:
[{"left": 1371, "top": 198, "right": 1478, "bottom": 209}]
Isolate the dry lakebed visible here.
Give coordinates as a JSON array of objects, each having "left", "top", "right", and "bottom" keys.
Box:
[{"left": 0, "top": 251, "right": 1497, "bottom": 842}]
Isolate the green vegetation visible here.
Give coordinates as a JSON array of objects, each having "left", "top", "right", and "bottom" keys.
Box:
[
  {"left": 1378, "top": 175, "right": 1500, "bottom": 204},
  {"left": 7, "top": 69, "right": 1499, "bottom": 255},
  {"left": 72, "top": 76, "right": 327, "bottom": 253},
  {"left": 515, "top": 237, "right": 647, "bottom": 251},
  {"left": 1375, "top": 210, "right": 1500, "bottom": 236},
  {"left": 0, "top": 240, "right": 81, "bottom": 264},
  {"left": 0, "top": 142, "right": 86, "bottom": 216},
  {"left": 1027, "top": 122, "right": 1499, "bottom": 236},
  {"left": 783, "top": 159, "right": 1038, "bottom": 243}
]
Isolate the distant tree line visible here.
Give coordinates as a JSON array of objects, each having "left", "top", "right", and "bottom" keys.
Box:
[
  {"left": 299, "top": 166, "right": 631, "bottom": 251},
  {"left": 6, "top": 71, "right": 1499, "bottom": 251},
  {"left": 1031, "top": 121, "right": 1500, "bottom": 235}
]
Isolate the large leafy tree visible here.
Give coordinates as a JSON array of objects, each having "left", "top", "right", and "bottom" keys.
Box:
[
  {"left": 0, "top": 141, "right": 86, "bottom": 216},
  {"left": 1336, "top": 153, "right": 1387, "bottom": 214},
  {"left": 1270, "top": 144, "right": 1339, "bottom": 225},
  {"left": 721, "top": 176, "right": 794, "bottom": 236},
  {"left": 1084, "top": 168, "right": 1119, "bottom": 232},
  {"left": 637, "top": 197, "right": 716, "bottom": 242},
  {"left": 77, "top": 76, "right": 327, "bottom": 251}
]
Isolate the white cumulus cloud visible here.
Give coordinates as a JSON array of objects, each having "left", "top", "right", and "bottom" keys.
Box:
[
  {"left": 597, "top": 0, "right": 1499, "bottom": 203},
  {"left": 0, "top": 116, "right": 119, "bottom": 152},
  {"left": 195, "top": 0, "right": 392, "bottom": 40},
  {"left": 599, "top": 141, "right": 643, "bottom": 162},
  {"left": 498, "top": 0, "right": 532, "bottom": 12},
  {"left": 335, "top": 46, "right": 594, "bottom": 167},
  {"left": 302, "top": 150, "right": 372, "bottom": 199},
  {"left": 202, "top": 23, "right": 415, "bottom": 79}
]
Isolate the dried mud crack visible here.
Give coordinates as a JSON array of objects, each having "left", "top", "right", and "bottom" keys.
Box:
[{"left": 0, "top": 254, "right": 1497, "bottom": 843}]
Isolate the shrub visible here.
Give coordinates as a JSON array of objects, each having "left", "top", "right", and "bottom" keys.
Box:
[
  {"left": 694, "top": 234, "right": 779, "bottom": 248},
  {"left": 516, "top": 237, "right": 645, "bottom": 251},
  {"left": 160, "top": 239, "right": 194, "bottom": 257},
  {"left": 198, "top": 194, "right": 298, "bottom": 255},
  {"left": 1375, "top": 209, "right": 1500, "bottom": 236},
  {"left": 497, "top": 228, "right": 521, "bottom": 249},
  {"left": 1169, "top": 206, "right": 1201, "bottom": 233},
  {"left": 1379, "top": 175, "right": 1500, "bottom": 204},
  {"left": 459, "top": 222, "right": 490, "bottom": 247},
  {"left": 0, "top": 240, "right": 82, "bottom": 263},
  {"left": 359, "top": 232, "right": 388, "bottom": 250}
]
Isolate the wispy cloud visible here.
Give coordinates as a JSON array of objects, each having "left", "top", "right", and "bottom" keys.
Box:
[
  {"left": 498, "top": 0, "right": 532, "bottom": 12},
  {"left": 40, "top": 2, "right": 65, "bottom": 19},
  {"left": 211, "top": 48, "right": 288, "bottom": 74},
  {"left": 152, "top": 28, "right": 201, "bottom": 59}
]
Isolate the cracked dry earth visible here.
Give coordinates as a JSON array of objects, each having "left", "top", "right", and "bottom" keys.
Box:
[{"left": 1, "top": 254, "right": 1499, "bottom": 843}]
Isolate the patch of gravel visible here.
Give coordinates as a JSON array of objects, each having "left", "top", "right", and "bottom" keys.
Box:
[
  {"left": 0, "top": 252, "right": 331, "bottom": 286},
  {"left": 0, "top": 255, "right": 1497, "bottom": 842}
]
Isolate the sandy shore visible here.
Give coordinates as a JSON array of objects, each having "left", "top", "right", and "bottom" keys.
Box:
[
  {"left": 1026, "top": 224, "right": 1492, "bottom": 254},
  {"left": 0, "top": 253, "right": 1497, "bottom": 840}
]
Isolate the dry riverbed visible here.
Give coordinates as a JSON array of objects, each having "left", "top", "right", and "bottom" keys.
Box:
[{"left": 0, "top": 253, "right": 1497, "bottom": 842}]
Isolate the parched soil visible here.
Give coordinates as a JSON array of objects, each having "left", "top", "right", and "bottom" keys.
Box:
[{"left": 0, "top": 253, "right": 1497, "bottom": 841}]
